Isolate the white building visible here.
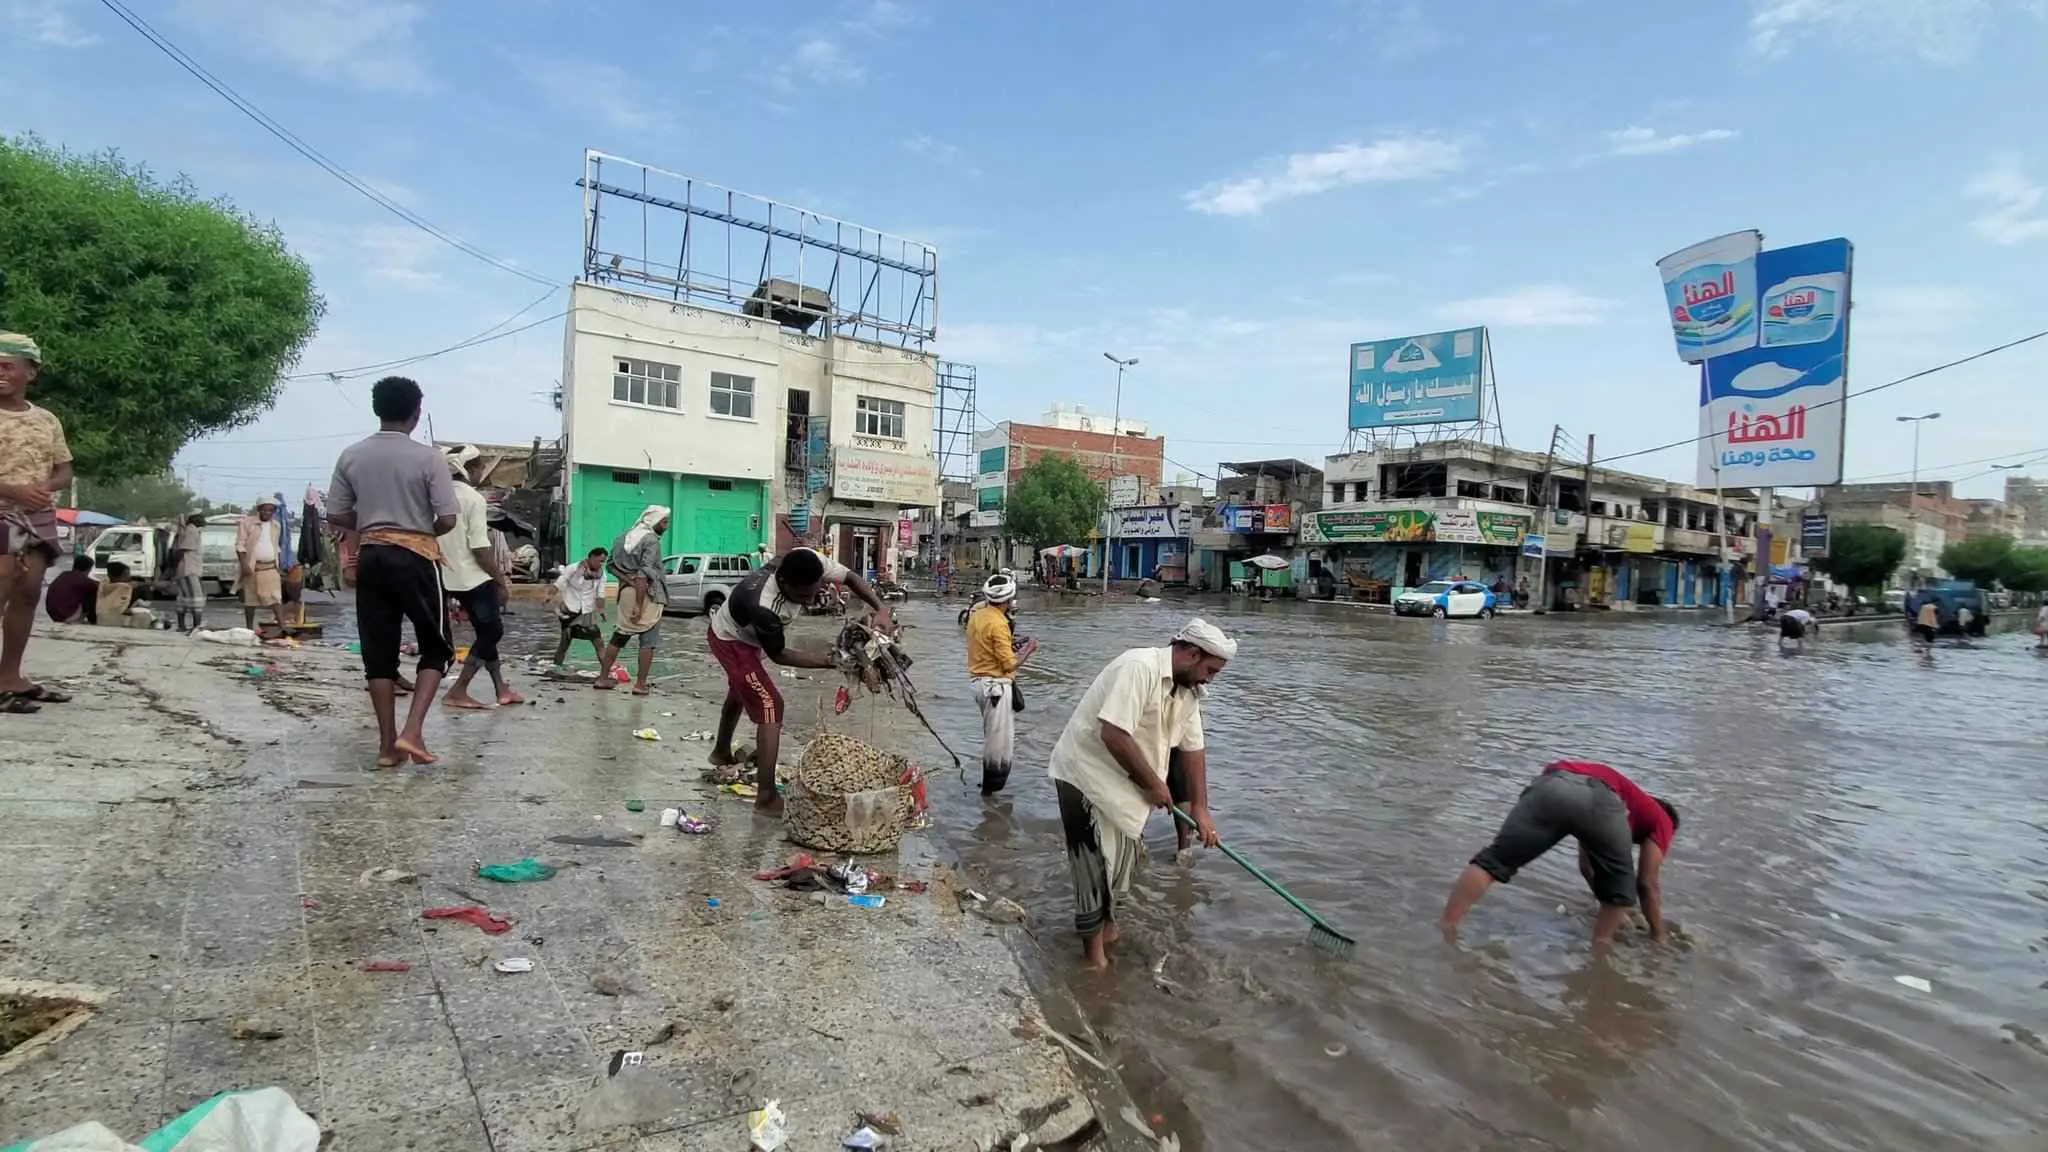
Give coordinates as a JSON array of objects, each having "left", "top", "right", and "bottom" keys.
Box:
[
  {"left": 1040, "top": 402, "right": 1148, "bottom": 438},
  {"left": 560, "top": 281, "right": 939, "bottom": 574}
]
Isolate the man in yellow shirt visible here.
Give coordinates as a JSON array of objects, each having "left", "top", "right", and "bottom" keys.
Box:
[{"left": 966, "top": 572, "right": 1036, "bottom": 795}]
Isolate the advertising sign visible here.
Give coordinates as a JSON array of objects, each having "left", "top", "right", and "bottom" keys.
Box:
[
  {"left": 1109, "top": 474, "right": 1142, "bottom": 508},
  {"left": 1262, "top": 504, "right": 1294, "bottom": 531},
  {"left": 1657, "top": 230, "right": 1762, "bottom": 362},
  {"left": 966, "top": 509, "right": 1001, "bottom": 528},
  {"left": 1110, "top": 505, "right": 1193, "bottom": 539},
  {"left": 1520, "top": 533, "right": 1546, "bottom": 559},
  {"left": 833, "top": 446, "right": 939, "bottom": 505},
  {"left": 896, "top": 518, "right": 914, "bottom": 549},
  {"left": 1308, "top": 508, "right": 1531, "bottom": 545},
  {"left": 1800, "top": 511, "right": 1829, "bottom": 557},
  {"left": 976, "top": 486, "right": 1003, "bottom": 511},
  {"left": 1696, "top": 238, "right": 1852, "bottom": 489},
  {"left": 1221, "top": 505, "right": 1299, "bottom": 533},
  {"left": 977, "top": 446, "right": 1006, "bottom": 476},
  {"left": 1347, "top": 327, "right": 1487, "bottom": 429}
]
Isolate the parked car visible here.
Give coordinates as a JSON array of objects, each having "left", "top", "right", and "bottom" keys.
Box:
[
  {"left": 661, "top": 553, "right": 754, "bottom": 616},
  {"left": 1394, "top": 579, "right": 1498, "bottom": 619}
]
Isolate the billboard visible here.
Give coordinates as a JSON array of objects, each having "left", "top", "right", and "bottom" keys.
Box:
[
  {"left": 833, "top": 447, "right": 939, "bottom": 505},
  {"left": 1657, "top": 230, "right": 1762, "bottom": 362},
  {"left": 1348, "top": 327, "right": 1487, "bottom": 429},
  {"left": 1110, "top": 505, "right": 1193, "bottom": 539},
  {"left": 1800, "top": 511, "right": 1830, "bottom": 557},
  {"left": 1696, "top": 238, "right": 1851, "bottom": 489},
  {"left": 1307, "top": 508, "right": 1530, "bottom": 545},
  {"left": 1109, "top": 475, "right": 1142, "bottom": 507},
  {"left": 1221, "top": 504, "right": 1297, "bottom": 533}
]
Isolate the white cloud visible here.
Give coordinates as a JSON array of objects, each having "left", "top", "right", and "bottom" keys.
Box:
[
  {"left": 782, "top": 36, "right": 864, "bottom": 86},
  {"left": 1430, "top": 285, "right": 1611, "bottom": 329},
  {"left": 1747, "top": 0, "right": 2028, "bottom": 65},
  {"left": 1185, "top": 134, "right": 1464, "bottom": 216},
  {"left": 1605, "top": 126, "right": 1739, "bottom": 157},
  {"left": 508, "top": 52, "right": 674, "bottom": 134},
  {"left": 173, "top": 0, "right": 431, "bottom": 93},
  {"left": 1965, "top": 154, "right": 2048, "bottom": 245},
  {"left": 297, "top": 223, "right": 449, "bottom": 291},
  {"left": 9, "top": 0, "right": 98, "bottom": 47}
]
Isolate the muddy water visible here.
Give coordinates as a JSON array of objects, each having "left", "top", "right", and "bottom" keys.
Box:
[
  {"left": 320, "top": 591, "right": 2048, "bottom": 1150},
  {"left": 902, "top": 596, "right": 2048, "bottom": 1152}
]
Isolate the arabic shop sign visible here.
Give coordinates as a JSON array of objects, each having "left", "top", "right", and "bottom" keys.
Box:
[
  {"left": 1221, "top": 504, "right": 1295, "bottom": 533},
  {"left": 1110, "top": 504, "right": 1193, "bottom": 539},
  {"left": 1307, "top": 508, "right": 1531, "bottom": 545}
]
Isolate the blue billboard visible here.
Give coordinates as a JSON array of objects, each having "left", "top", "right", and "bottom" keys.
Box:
[
  {"left": 1348, "top": 327, "right": 1487, "bottom": 429},
  {"left": 1697, "top": 238, "right": 1851, "bottom": 489}
]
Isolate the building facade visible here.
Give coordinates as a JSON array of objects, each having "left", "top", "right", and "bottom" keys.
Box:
[
  {"left": 560, "top": 282, "right": 938, "bottom": 574},
  {"left": 970, "top": 417, "right": 1167, "bottom": 571}
]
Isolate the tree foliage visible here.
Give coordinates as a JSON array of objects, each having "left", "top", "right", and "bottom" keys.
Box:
[
  {"left": 71, "top": 473, "right": 242, "bottom": 522},
  {"left": 1810, "top": 522, "right": 1906, "bottom": 592},
  {"left": 1999, "top": 545, "right": 2048, "bottom": 595},
  {"left": 0, "top": 135, "right": 324, "bottom": 480},
  {"left": 1938, "top": 533, "right": 2013, "bottom": 588},
  {"left": 1003, "top": 454, "right": 1107, "bottom": 551}
]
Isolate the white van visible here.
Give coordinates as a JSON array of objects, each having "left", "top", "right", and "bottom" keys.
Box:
[{"left": 88, "top": 519, "right": 243, "bottom": 597}]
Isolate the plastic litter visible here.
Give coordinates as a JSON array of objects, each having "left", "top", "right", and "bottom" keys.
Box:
[
  {"left": 843, "top": 1126, "right": 886, "bottom": 1149},
  {"left": 494, "top": 957, "right": 536, "bottom": 974},
  {"left": 357, "top": 867, "right": 418, "bottom": 885},
  {"left": 633, "top": 727, "right": 661, "bottom": 741},
  {"left": 193, "top": 626, "right": 260, "bottom": 645},
  {"left": 747, "top": 1099, "right": 788, "bottom": 1151},
  {"left": 677, "top": 813, "right": 711, "bottom": 835},
  {"left": 1324, "top": 1043, "right": 1347, "bottom": 1058},
  {"left": 626, "top": 799, "right": 646, "bottom": 812},
  {"left": 660, "top": 807, "right": 681, "bottom": 827},
  {"left": 422, "top": 905, "right": 513, "bottom": 934},
  {"left": 1894, "top": 974, "right": 1933, "bottom": 993},
  {"left": 360, "top": 959, "right": 411, "bottom": 973},
  {"left": 476, "top": 858, "right": 557, "bottom": 883},
  {"left": 706, "top": 898, "right": 721, "bottom": 909},
  {"left": 719, "top": 783, "right": 759, "bottom": 800},
  {"left": 610, "top": 665, "right": 631, "bottom": 683},
  {"left": 242, "top": 665, "right": 268, "bottom": 678},
  {"left": 848, "top": 894, "right": 886, "bottom": 910},
  {"left": 4, "top": 1086, "right": 321, "bottom": 1151}
]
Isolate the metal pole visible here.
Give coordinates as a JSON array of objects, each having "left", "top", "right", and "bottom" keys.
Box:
[
  {"left": 1101, "top": 353, "right": 1135, "bottom": 594},
  {"left": 1713, "top": 463, "right": 1732, "bottom": 623},
  {"left": 1753, "top": 486, "right": 1775, "bottom": 619},
  {"left": 1531, "top": 424, "right": 1562, "bottom": 614},
  {"left": 1582, "top": 433, "right": 1596, "bottom": 606}
]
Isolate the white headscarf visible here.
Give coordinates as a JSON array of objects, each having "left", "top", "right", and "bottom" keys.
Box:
[
  {"left": 622, "top": 505, "right": 670, "bottom": 553},
  {"left": 1173, "top": 618, "right": 1238, "bottom": 660},
  {"left": 444, "top": 443, "right": 480, "bottom": 478}
]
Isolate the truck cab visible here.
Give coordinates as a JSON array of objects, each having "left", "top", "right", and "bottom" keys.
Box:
[{"left": 661, "top": 553, "right": 754, "bottom": 616}]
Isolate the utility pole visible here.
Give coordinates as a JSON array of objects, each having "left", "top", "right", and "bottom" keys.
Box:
[
  {"left": 1531, "top": 424, "right": 1565, "bottom": 614},
  {"left": 1712, "top": 460, "right": 1733, "bottom": 624},
  {"left": 1583, "top": 434, "right": 1596, "bottom": 605},
  {"left": 1753, "top": 486, "right": 1774, "bottom": 619},
  {"left": 1101, "top": 353, "right": 1137, "bottom": 593}
]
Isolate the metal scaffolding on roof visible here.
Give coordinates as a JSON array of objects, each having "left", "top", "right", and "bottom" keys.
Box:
[{"left": 934, "top": 361, "right": 978, "bottom": 482}]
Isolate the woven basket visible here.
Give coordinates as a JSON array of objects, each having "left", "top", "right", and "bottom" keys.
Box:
[{"left": 785, "top": 731, "right": 919, "bottom": 854}]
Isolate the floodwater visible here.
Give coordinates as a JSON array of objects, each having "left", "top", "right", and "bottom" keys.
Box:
[
  {"left": 906, "top": 596, "right": 2048, "bottom": 1152},
  {"left": 319, "top": 589, "right": 2048, "bottom": 1150}
]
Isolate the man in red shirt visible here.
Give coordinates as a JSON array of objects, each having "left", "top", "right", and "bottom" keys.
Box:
[{"left": 1439, "top": 760, "right": 1678, "bottom": 951}]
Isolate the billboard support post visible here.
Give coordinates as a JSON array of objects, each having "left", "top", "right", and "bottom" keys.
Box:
[
  {"left": 1531, "top": 424, "right": 1564, "bottom": 615},
  {"left": 1753, "top": 487, "right": 1774, "bottom": 619}
]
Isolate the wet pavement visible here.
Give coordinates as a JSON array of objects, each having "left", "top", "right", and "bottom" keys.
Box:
[
  {"left": 892, "top": 592, "right": 2048, "bottom": 1152},
  {"left": 0, "top": 619, "right": 1111, "bottom": 1151}
]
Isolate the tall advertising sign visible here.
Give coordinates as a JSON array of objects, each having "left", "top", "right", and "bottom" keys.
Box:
[
  {"left": 1696, "top": 238, "right": 1852, "bottom": 489},
  {"left": 1347, "top": 327, "right": 1487, "bottom": 429},
  {"left": 1657, "top": 230, "right": 1761, "bottom": 362}
]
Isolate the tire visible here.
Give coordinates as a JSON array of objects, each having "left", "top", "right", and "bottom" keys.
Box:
[
  {"left": 1432, "top": 605, "right": 1447, "bottom": 619},
  {"left": 1479, "top": 606, "right": 1495, "bottom": 619},
  {"left": 702, "top": 592, "right": 725, "bottom": 617}
]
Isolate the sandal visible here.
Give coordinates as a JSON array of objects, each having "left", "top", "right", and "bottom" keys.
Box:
[
  {"left": 19, "top": 685, "right": 72, "bottom": 705},
  {"left": 0, "top": 693, "right": 43, "bottom": 714}
]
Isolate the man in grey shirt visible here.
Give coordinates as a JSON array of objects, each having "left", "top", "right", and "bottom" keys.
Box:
[
  {"left": 327, "top": 375, "right": 460, "bottom": 767},
  {"left": 595, "top": 505, "right": 669, "bottom": 695}
]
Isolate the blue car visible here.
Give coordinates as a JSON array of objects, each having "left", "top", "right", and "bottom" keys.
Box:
[{"left": 1394, "top": 579, "right": 1498, "bottom": 619}]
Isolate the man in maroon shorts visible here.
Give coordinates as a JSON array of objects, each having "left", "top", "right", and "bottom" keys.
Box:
[{"left": 706, "top": 547, "right": 889, "bottom": 815}]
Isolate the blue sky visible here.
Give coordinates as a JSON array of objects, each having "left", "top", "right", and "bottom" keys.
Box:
[{"left": 6, "top": 0, "right": 2047, "bottom": 505}]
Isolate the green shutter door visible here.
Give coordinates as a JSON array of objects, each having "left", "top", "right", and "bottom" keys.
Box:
[
  {"left": 573, "top": 465, "right": 676, "bottom": 559},
  {"left": 674, "top": 476, "right": 763, "bottom": 555}
]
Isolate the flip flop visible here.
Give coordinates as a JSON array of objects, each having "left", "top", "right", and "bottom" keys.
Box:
[
  {"left": 0, "top": 693, "right": 42, "bottom": 715},
  {"left": 19, "top": 685, "right": 72, "bottom": 704}
]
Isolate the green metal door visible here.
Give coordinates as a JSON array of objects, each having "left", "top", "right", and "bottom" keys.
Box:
[
  {"left": 572, "top": 465, "right": 674, "bottom": 559},
  {"left": 674, "top": 476, "right": 762, "bottom": 555}
]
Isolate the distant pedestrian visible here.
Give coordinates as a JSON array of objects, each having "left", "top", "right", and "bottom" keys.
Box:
[
  {"left": 236, "top": 496, "right": 288, "bottom": 634},
  {"left": 1440, "top": 760, "right": 1677, "bottom": 953},
  {"left": 551, "top": 547, "right": 608, "bottom": 668},
  {"left": 706, "top": 547, "right": 891, "bottom": 816},
  {"left": 595, "top": 506, "right": 670, "bottom": 696},
  {"left": 1050, "top": 619, "right": 1234, "bottom": 969},
  {"left": 326, "top": 376, "right": 461, "bottom": 766},
  {"left": 438, "top": 445, "right": 521, "bottom": 710},
  {"left": 1914, "top": 599, "right": 1940, "bottom": 644},
  {"left": 2035, "top": 602, "right": 2048, "bottom": 650},
  {"left": 45, "top": 554, "right": 98, "bottom": 625},
  {"left": 171, "top": 513, "right": 207, "bottom": 632},
  {"left": 1779, "top": 606, "right": 1817, "bottom": 651},
  {"left": 0, "top": 332, "right": 74, "bottom": 712},
  {"left": 966, "top": 571, "right": 1037, "bottom": 795}
]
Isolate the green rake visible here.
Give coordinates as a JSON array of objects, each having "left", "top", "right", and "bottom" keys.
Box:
[{"left": 1171, "top": 807, "right": 1356, "bottom": 959}]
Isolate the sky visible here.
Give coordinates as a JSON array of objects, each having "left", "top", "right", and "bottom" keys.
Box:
[{"left": 6, "top": 0, "right": 2048, "bottom": 505}]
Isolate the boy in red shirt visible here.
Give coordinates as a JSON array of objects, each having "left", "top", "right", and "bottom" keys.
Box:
[{"left": 1440, "top": 760, "right": 1678, "bottom": 951}]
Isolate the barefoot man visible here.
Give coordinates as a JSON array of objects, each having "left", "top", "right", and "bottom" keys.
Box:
[
  {"left": 0, "top": 332, "right": 75, "bottom": 713},
  {"left": 706, "top": 547, "right": 890, "bottom": 816},
  {"left": 438, "top": 445, "right": 521, "bottom": 710},
  {"left": 595, "top": 506, "right": 669, "bottom": 696},
  {"left": 1050, "top": 619, "right": 1234, "bottom": 969},
  {"left": 326, "top": 376, "right": 460, "bottom": 766}
]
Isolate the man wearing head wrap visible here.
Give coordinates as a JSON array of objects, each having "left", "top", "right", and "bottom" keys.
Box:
[
  {"left": 596, "top": 505, "right": 671, "bottom": 695},
  {"left": 965, "top": 571, "right": 1037, "bottom": 795},
  {"left": 0, "top": 333, "right": 75, "bottom": 711},
  {"left": 1049, "top": 618, "right": 1236, "bottom": 968},
  {"left": 438, "top": 445, "right": 521, "bottom": 710},
  {"left": 235, "top": 495, "right": 288, "bottom": 633}
]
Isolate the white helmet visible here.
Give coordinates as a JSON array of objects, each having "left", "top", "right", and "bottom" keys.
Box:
[{"left": 982, "top": 572, "right": 1017, "bottom": 604}]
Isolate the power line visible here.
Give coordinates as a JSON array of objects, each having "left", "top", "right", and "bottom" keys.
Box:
[
  {"left": 95, "top": 0, "right": 554, "bottom": 288},
  {"left": 1839, "top": 444, "right": 2048, "bottom": 485},
  {"left": 285, "top": 299, "right": 565, "bottom": 382},
  {"left": 1593, "top": 327, "right": 2048, "bottom": 468}
]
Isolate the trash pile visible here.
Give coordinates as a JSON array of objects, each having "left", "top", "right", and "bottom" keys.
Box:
[
  {"left": 754, "top": 853, "right": 930, "bottom": 900},
  {"left": 784, "top": 732, "right": 925, "bottom": 854}
]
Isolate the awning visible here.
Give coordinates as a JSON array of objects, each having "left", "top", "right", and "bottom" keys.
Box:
[
  {"left": 1246, "top": 554, "right": 1292, "bottom": 570},
  {"left": 55, "top": 509, "right": 125, "bottom": 527},
  {"left": 1039, "top": 544, "right": 1085, "bottom": 557}
]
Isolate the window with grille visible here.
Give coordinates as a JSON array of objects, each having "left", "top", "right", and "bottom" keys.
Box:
[
  {"left": 613, "top": 357, "right": 682, "bottom": 410},
  {"left": 855, "top": 396, "right": 907, "bottom": 440},
  {"left": 710, "top": 372, "right": 755, "bottom": 419}
]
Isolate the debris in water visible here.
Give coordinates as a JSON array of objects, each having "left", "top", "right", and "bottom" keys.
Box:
[
  {"left": 625, "top": 799, "right": 646, "bottom": 812},
  {"left": 633, "top": 727, "right": 661, "bottom": 741},
  {"left": 1894, "top": 974, "right": 1933, "bottom": 993},
  {"left": 476, "top": 858, "right": 557, "bottom": 883},
  {"left": 422, "top": 905, "right": 513, "bottom": 934},
  {"left": 747, "top": 1099, "right": 788, "bottom": 1150},
  {"left": 848, "top": 894, "right": 886, "bottom": 910},
  {"left": 843, "top": 1127, "right": 885, "bottom": 1150},
  {"left": 493, "top": 957, "right": 536, "bottom": 974}
]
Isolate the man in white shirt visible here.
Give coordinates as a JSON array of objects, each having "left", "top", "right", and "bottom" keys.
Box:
[
  {"left": 235, "top": 496, "right": 287, "bottom": 633},
  {"left": 438, "top": 446, "right": 519, "bottom": 709},
  {"left": 551, "top": 546, "right": 609, "bottom": 668},
  {"left": 1050, "top": 619, "right": 1236, "bottom": 969}
]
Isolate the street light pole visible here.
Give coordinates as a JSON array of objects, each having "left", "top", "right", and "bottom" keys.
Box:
[
  {"left": 1898, "top": 412, "right": 1941, "bottom": 576},
  {"left": 1102, "top": 352, "right": 1137, "bottom": 593}
]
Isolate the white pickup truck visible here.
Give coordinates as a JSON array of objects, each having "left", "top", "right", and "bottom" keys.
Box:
[{"left": 661, "top": 552, "right": 755, "bottom": 616}]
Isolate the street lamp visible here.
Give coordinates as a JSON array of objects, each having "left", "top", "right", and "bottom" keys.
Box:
[
  {"left": 1896, "top": 412, "right": 1941, "bottom": 522},
  {"left": 1101, "top": 353, "right": 1138, "bottom": 592}
]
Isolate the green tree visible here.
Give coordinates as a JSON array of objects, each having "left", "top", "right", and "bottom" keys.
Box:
[
  {"left": 73, "top": 473, "right": 203, "bottom": 522},
  {"left": 1999, "top": 545, "right": 2048, "bottom": 597},
  {"left": 1810, "top": 522, "right": 1907, "bottom": 594},
  {"left": 1003, "top": 454, "right": 1107, "bottom": 551},
  {"left": 0, "top": 135, "right": 324, "bottom": 480},
  {"left": 1938, "top": 534, "right": 2013, "bottom": 587}
]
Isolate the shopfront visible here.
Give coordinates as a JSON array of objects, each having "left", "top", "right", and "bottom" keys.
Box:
[{"left": 1305, "top": 505, "right": 1533, "bottom": 600}]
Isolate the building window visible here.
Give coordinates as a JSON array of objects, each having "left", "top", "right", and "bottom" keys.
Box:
[
  {"left": 710, "top": 371, "right": 755, "bottom": 419},
  {"left": 708, "top": 478, "right": 734, "bottom": 492},
  {"left": 1456, "top": 479, "right": 1490, "bottom": 499},
  {"left": 1491, "top": 485, "right": 1526, "bottom": 504},
  {"left": 855, "top": 396, "right": 907, "bottom": 440},
  {"left": 1330, "top": 482, "right": 1346, "bottom": 504},
  {"left": 613, "top": 357, "right": 681, "bottom": 409},
  {"left": 610, "top": 470, "right": 641, "bottom": 484},
  {"left": 1353, "top": 482, "right": 1370, "bottom": 502}
]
